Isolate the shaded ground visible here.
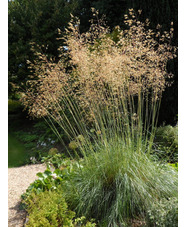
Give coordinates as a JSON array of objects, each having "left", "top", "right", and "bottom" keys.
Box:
[
  {"left": 8, "top": 164, "right": 46, "bottom": 227},
  {"left": 8, "top": 134, "right": 28, "bottom": 168}
]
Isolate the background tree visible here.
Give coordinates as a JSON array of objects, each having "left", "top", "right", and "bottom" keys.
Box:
[
  {"left": 8, "top": 0, "right": 78, "bottom": 98},
  {"left": 9, "top": 0, "right": 177, "bottom": 125}
]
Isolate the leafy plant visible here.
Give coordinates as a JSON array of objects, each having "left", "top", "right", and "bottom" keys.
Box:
[
  {"left": 24, "top": 189, "right": 96, "bottom": 227},
  {"left": 33, "top": 120, "right": 63, "bottom": 144},
  {"left": 10, "top": 124, "right": 60, "bottom": 164},
  {"left": 8, "top": 0, "right": 78, "bottom": 98},
  {"left": 147, "top": 197, "right": 178, "bottom": 227},
  {"left": 21, "top": 157, "right": 79, "bottom": 203},
  {"left": 8, "top": 99, "right": 23, "bottom": 113},
  {"left": 21, "top": 169, "right": 63, "bottom": 202},
  {"left": 153, "top": 125, "right": 178, "bottom": 163},
  {"left": 168, "top": 163, "right": 178, "bottom": 171},
  {"left": 41, "top": 153, "right": 70, "bottom": 169}
]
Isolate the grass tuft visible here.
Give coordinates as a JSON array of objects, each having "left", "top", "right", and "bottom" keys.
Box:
[{"left": 62, "top": 137, "right": 177, "bottom": 226}]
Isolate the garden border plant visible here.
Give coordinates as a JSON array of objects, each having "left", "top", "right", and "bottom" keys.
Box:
[
  {"left": 22, "top": 8, "right": 178, "bottom": 226},
  {"left": 23, "top": 189, "right": 96, "bottom": 227}
]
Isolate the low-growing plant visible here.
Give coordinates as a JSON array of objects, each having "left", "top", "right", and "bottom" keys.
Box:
[
  {"left": 48, "top": 147, "right": 58, "bottom": 155},
  {"left": 21, "top": 169, "right": 63, "bottom": 202},
  {"left": 21, "top": 158, "right": 80, "bottom": 203},
  {"left": 41, "top": 153, "right": 70, "bottom": 169},
  {"left": 24, "top": 189, "right": 96, "bottom": 227},
  {"left": 153, "top": 125, "right": 178, "bottom": 163},
  {"left": 11, "top": 129, "right": 60, "bottom": 164},
  {"left": 146, "top": 197, "right": 178, "bottom": 227},
  {"left": 33, "top": 120, "right": 59, "bottom": 143},
  {"left": 168, "top": 162, "right": 178, "bottom": 171}
]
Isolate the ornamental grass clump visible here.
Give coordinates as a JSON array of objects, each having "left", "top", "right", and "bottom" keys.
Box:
[
  {"left": 22, "top": 9, "right": 176, "bottom": 147},
  {"left": 62, "top": 137, "right": 177, "bottom": 226},
  {"left": 22, "top": 9, "right": 177, "bottom": 226}
]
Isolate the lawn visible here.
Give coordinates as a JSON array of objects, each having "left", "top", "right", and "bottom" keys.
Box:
[{"left": 8, "top": 134, "right": 28, "bottom": 168}]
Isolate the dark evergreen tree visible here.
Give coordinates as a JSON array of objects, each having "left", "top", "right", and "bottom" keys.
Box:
[
  {"left": 9, "top": 0, "right": 177, "bottom": 124},
  {"left": 9, "top": 0, "right": 78, "bottom": 97}
]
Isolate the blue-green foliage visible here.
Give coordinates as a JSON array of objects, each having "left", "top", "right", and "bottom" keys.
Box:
[{"left": 61, "top": 138, "right": 178, "bottom": 226}]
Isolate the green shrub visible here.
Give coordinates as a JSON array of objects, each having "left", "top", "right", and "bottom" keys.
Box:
[
  {"left": 62, "top": 137, "right": 178, "bottom": 226},
  {"left": 12, "top": 129, "right": 58, "bottom": 164},
  {"left": 41, "top": 153, "right": 71, "bottom": 169},
  {"left": 13, "top": 130, "right": 40, "bottom": 154},
  {"left": 8, "top": 99, "right": 23, "bottom": 113},
  {"left": 147, "top": 197, "right": 178, "bottom": 227},
  {"left": 24, "top": 190, "right": 96, "bottom": 227},
  {"left": 21, "top": 169, "right": 63, "bottom": 202},
  {"left": 153, "top": 125, "right": 178, "bottom": 163},
  {"left": 48, "top": 147, "right": 58, "bottom": 155},
  {"left": 21, "top": 158, "right": 79, "bottom": 202},
  {"left": 168, "top": 162, "right": 178, "bottom": 171},
  {"left": 33, "top": 120, "right": 59, "bottom": 143}
]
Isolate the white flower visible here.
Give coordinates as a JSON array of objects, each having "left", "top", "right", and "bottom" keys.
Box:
[{"left": 51, "top": 173, "right": 57, "bottom": 179}]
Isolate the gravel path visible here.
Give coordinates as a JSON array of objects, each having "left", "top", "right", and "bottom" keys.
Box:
[{"left": 8, "top": 164, "right": 46, "bottom": 227}]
